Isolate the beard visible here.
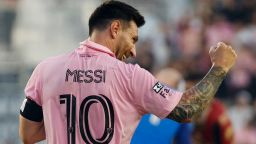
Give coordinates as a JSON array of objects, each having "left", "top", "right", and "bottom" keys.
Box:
[
  {"left": 117, "top": 54, "right": 128, "bottom": 61},
  {"left": 116, "top": 48, "right": 130, "bottom": 61}
]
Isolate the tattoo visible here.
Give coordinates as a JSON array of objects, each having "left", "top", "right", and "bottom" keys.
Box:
[{"left": 167, "top": 66, "right": 227, "bottom": 122}]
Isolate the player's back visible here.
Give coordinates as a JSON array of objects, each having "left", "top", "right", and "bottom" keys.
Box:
[
  {"left": 36, "top": 40, "right": 141, "bottom": 144},
  {"left": 26, "top": 39, "right": 182, "bottom": 144}
]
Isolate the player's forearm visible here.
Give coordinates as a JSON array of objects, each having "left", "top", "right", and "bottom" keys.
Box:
[{"left": 167, "top": 65, "right": 227, "bottom": 122}]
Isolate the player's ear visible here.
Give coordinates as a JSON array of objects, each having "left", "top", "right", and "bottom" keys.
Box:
[{"left": 110, "top": 20, "right": 122, "bottom": 39}]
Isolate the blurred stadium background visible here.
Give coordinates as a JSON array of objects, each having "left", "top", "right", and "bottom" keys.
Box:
[{"left": 1, "top": 0, "right": 256, "bottom": 143}]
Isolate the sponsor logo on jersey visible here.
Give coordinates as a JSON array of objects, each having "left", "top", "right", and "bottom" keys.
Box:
[
  {"left": 153, "top": 82, "right": 174, "bottom": 98},
  {"left": 153, "top": 82, "right": 164, "bottom": 93}
]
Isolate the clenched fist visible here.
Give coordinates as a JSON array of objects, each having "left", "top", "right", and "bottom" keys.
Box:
[{"left": 209, "top": 42, "right": 237, "bottom": 73}]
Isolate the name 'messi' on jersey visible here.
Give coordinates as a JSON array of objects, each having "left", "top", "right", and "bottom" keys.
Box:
[{"left": 65, "top": 69, "right": 106, "bottom": 83}]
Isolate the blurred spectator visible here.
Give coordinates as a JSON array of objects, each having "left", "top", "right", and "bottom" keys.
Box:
[
  {"left": 205, "top": 14, "right": 235, "bottom": 49},
  {"left": 177, "top": 16, "right": 204, "bottom": 59},
  {"left": 0, "top": 0, "right": 18, "bottom": 51},
  {"left": 138, "top": 14, "right": 170, "bottom": 71},
  {"left": 228, "top": 91, "right": 253, "bottom": 138},
  {"left": 216, "top": 0, "right": 255, "bottom": 25},
  {"left": 217, "top": 47, "right": 256, "bottom": 100},
  {"left": 133, "top": 39, "right": 155, "bottom": 72},
  {"left": 235, "top": 115, "right": 256, "bottom": 144},
  {"left": 192, "top": 99, "right": 234, "bottom": 144},
  {"left": 186, "top": 73, "right": 234, "bottom": 144},
  {"left": 131, "top": 68, "right": 192, "bottom": 144}
]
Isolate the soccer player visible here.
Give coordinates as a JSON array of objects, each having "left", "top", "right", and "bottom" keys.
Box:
[{"left": 19, "top": 1, "right": 237, "bottom": 144}]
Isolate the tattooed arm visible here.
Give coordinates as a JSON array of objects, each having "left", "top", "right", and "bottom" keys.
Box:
[
  {"left": 167, "top": 66, "right": 226, "bottom": 122},
  {"left": 167, "top": 42, "right": 237, "bottom": 122}
]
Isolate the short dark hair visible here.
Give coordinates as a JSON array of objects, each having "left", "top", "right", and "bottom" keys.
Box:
[{"left": 88, "top": 0, "right": 145, "bottom": 35}]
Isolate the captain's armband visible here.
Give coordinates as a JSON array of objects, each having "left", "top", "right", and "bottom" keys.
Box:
[{"left": 20, "top": 98, "right": 43, "bottom": 122}]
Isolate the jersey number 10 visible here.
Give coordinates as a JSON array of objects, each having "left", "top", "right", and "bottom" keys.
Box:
[{"left": 60, "top": 94, "right": 115, "bottom": 144}]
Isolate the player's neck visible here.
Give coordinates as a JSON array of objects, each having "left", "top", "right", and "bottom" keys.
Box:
[{"left": 90, "top": 31, "right": 116, "bottom": 54}]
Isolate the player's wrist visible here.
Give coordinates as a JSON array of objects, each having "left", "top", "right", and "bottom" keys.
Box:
[{"left": 211, "top": 63, "right": 229, "bottom": 74}]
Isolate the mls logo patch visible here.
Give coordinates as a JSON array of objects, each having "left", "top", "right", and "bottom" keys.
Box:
[{"left": 153, "top": 82, "right": 164, "bottom": 93}]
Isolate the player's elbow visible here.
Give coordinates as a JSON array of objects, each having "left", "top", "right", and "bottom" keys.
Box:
[
  {"left": 19, "top": 123, "right": 32, "bottom": 143},
  {"left": 19, "top": 132, "right": 33, "bottom": 144},
  {"left": 167, "top": 108, "right": 194, "bottom": 123},
  {"left": 177, "top": 118, "right": 192, "bottom": 123},
  {"left": 19, "top": 126, "right": 36, "bottom": 144},
  {"left": 167, "top": 117, "right": 192, "bottom": 123},
  {"left": 20, "top": 139, "right": 33, "bottom": 144},
  {"left": 166, "top": 114, "right": 193, "bottom": 123}
]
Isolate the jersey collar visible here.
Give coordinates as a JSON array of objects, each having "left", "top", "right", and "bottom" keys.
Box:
[{"left": 78, "top": 38, "right": 116, "bottom": 58}]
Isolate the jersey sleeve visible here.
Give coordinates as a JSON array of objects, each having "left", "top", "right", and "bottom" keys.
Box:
[
  {"left": 24, "top": 63, "right": 43, "bottom": 106},
  {"left": 131, "top": 65, "right": 183, "bottom": 119}
]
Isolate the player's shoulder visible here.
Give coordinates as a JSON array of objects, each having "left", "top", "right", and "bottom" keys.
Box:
[
  {"left": 114, "top": 60, "right": 147, "bottom": 76},
  {"left": 38, "top": 51, "right": 74, "bottom": 67}
]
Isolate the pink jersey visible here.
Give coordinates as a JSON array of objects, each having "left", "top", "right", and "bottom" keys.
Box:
[{"left": 25, "top": 39, "right": 183, "bottom": 144}]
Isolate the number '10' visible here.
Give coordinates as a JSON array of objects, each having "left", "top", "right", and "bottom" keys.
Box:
[{"left": 60, "top": 94, "right": 115, "bottom": 144}]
